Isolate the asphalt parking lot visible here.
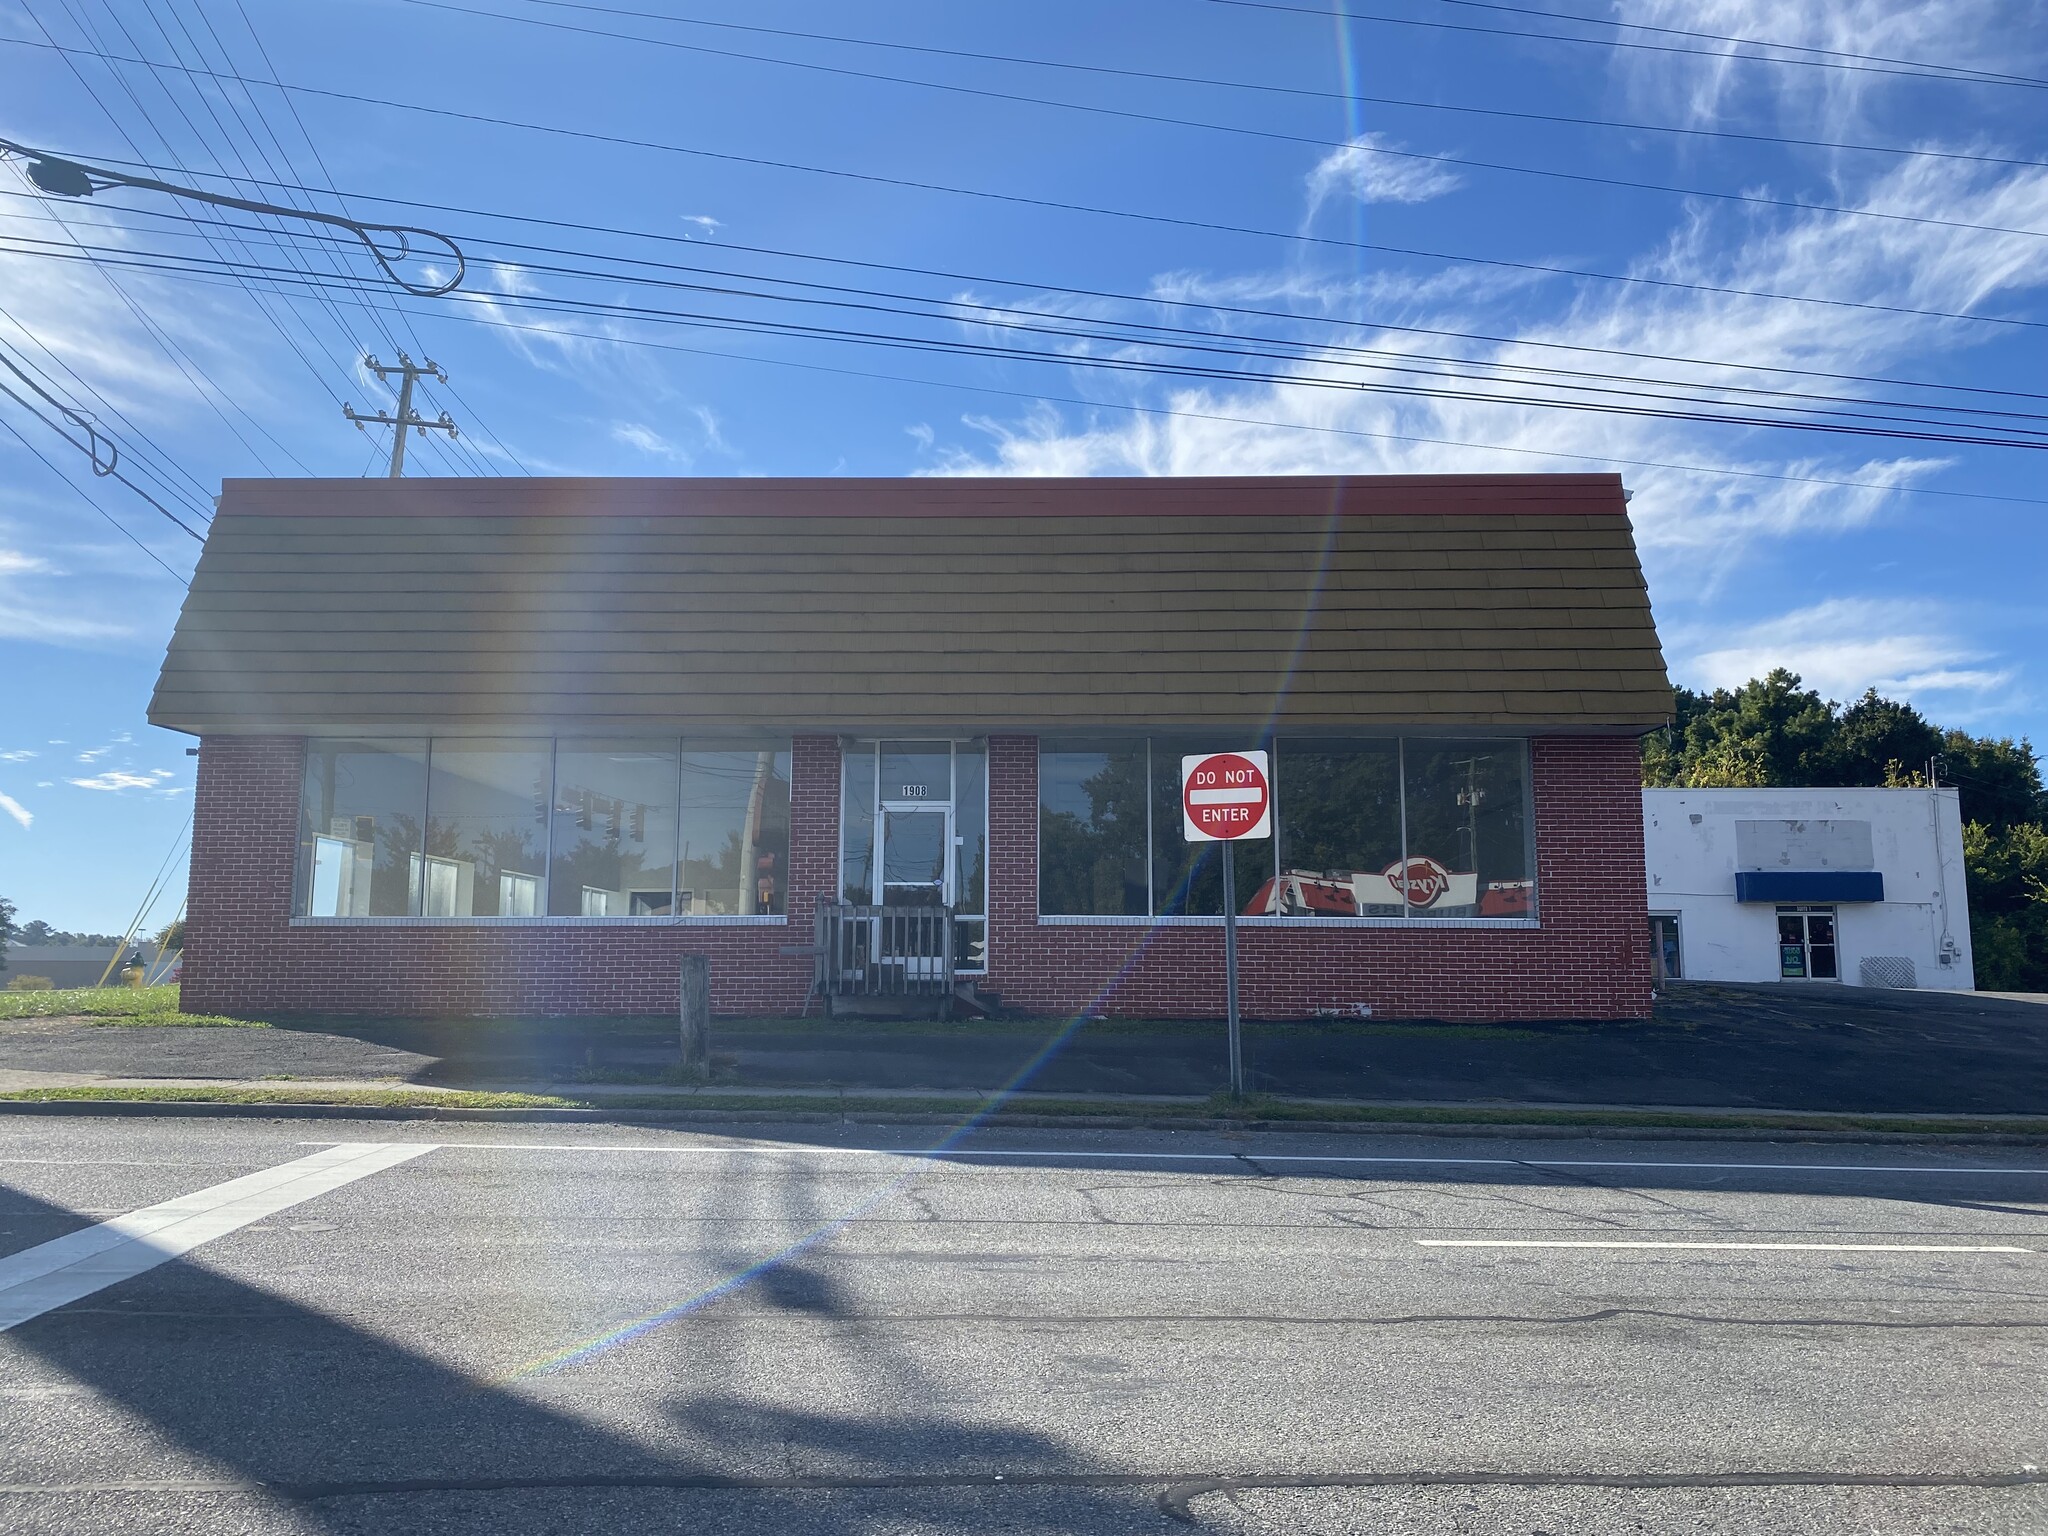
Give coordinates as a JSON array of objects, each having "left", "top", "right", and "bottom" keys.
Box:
[{"left": 1, "top": 1116, "right": 2043, "bottom": 1532}]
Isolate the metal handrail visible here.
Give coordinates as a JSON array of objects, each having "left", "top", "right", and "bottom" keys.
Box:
[{"left": 812, "top": 898, "right": 956, "bottom": 1013}]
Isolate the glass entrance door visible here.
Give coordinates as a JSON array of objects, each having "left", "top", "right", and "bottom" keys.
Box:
[
  {"left": 1777, "top": 906, "right": 1838, "bottom": 980},
  {"left": 841, "top": 739, "right": 988, "bottom": 973},
  {"left": 881, "top": 808, "right": 951, "bottom": 907}
]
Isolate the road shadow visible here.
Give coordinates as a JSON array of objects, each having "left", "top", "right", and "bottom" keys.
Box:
[{"left": 0, "top": 1178, "right": 1146, "bottom": 1535}]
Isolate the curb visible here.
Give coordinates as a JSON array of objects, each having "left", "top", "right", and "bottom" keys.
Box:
[{"left": 2, "top": 1097, "right": 2045, "bottom": 1144}]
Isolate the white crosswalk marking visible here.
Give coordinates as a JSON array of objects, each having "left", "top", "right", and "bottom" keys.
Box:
[{"left": 0, "top": 1142, "right": 436, "bottom": 1332}]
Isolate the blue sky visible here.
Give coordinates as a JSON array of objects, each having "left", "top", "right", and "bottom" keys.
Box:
[{"left": 1, "top": 0, "right": 2045, "bottom": 933}]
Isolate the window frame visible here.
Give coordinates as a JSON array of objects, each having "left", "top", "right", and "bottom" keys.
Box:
[
  {"left": 1035, "top": 734, "right": 1541, "bottom": 929},
  {"left": 291, "top": 736, "right": 792, "bottom": 926}
]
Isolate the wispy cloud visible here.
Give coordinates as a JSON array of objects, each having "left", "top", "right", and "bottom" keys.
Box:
[
  {"left": 1306, "top": 133, "right": 1464, "bottom": 214},
  {"left": 611, "top": 421, "right": 684, "bottom": 460},
  {"left": 932, "top": 147, "right": 2048, "bottom": 591},
  {"left": 1619, "top": 0, "right": 2042, "bottom": 130},
  {"left": 0, "top": 749, "right": 35, "bottom": 762},
  {"left": 1677, "top": 597, "right": 2011, "bottom": 707},
  {"left": 0, "top": 791, "right": 30, "bottom": 830},
  {"left": 609, "top": 408, "right": 731, "bottom": 466},
  {"left": 67, "top": 768, "right": 174, "bottom": 793}
]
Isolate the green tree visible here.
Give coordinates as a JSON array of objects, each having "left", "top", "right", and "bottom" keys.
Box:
[
  {"left": 1963, "top": 821, "right": 2048, "bottom": 992},
  {"left": 1824, "top": 690, "right": 1942, "bottom": 788},
  {"left": 1938, "top": 731, "right": 2045, "bottom": 833},
  {"left": 1641, "top": 670, "right": 1839, "bottom": 788},
  {"left": 0, "top": 896, "right": 15, "bottom": 975}
]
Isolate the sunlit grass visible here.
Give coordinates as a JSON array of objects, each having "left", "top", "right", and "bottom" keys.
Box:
[
  {"left": 0, "top": 1085, "right": 572, "bottom": 1108},
  {"left": 0, "top": 983, "right": 269, "bottom": 1028},
  {"left": 1, "top": 1078, "right": 2035, "bottom": 1134}
]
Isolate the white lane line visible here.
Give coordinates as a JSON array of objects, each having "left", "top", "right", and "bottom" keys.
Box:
[
  {"left": 1417, "top": 1240, "right": 2034, "bottom": 1253},
  {"left": 354, "top": 1143, "right": 2048, "bottom": 1177},
  {"left": 0, "top": 1142, "right": 435, "bottom": 1333}
]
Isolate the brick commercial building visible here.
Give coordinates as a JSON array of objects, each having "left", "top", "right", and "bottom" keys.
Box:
[{"left": 151, "top": 474, "right": 1673, "bottom": 1022}]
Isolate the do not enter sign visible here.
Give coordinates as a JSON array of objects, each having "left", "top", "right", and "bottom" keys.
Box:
[{"left": 1181, "top": 750, "right": 1271, "bottom": 842}]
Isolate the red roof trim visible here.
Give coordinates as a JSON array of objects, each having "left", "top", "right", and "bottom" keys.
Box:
[{"left": 215, "top": 474, "right": 1630, "bottom": 519}]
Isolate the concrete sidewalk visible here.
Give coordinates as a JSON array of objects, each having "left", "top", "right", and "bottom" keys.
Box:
[{"left": 2, "top": 982, "right": 2044, "bottom": 1117}]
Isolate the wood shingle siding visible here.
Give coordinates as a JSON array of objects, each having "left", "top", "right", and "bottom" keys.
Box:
[{"left": 149, "top": 475, "right": 1674, "bottom": 735}]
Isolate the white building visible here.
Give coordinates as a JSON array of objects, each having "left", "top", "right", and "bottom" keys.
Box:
[{"left": 1643, "top": 788, "right": 1974, "bottom": 991}]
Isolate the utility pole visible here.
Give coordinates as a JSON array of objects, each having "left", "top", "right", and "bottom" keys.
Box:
[{"left": 343, "top": 354, "right": 458, "bottom": 476}]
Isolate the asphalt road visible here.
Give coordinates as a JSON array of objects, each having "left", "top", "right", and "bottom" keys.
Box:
[{"left": 0, "top": 1116, "right": 2043, "bottom": 1534}]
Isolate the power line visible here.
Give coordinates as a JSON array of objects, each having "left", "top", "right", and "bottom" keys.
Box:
[
  {"left": 1201, "top": 0, "right": 2048, "bottom": 92},
  {"left": 12, "top": 7, "right": 303, "bottom": 472},
  {"left": 400, "top": 0, "right": 2048, "bottom": 244},
  {"left": 0, "top": 301, "right": 215, "bottom": 516},
  {"left": 8, "top": 186, "right": 2041, "bottom": 420},
  {"left": 0, "top": 361, "right": 208, "bottom": 538},
  {"left": 21, "top": 232, "right": 2045, "bottom": 451},
  {"left": 88, "top": 0, "right": 353, "bottom": 409},
  {"left": 17, "top": 42, "right": 2044, "bottom": 337},
  {"left": 1428, "top": 0, "right": 2048, "bottom": 90},
  {"left": 486, "top": 0, "right": 2048, "bottom": 173},
  {"left": 287, "top": 295, "right": 2048, "bottom": 512},
  {"left": 0, "top": 405, "right": 191, "bottom": 583},
  {"left": 159, "top": 0, "right": 488, "bottom": 479},
  {"left": 226, "top": 0, "right": 519, "bottom": 474},
  {"left": 41, "top": 232, "right": 2040, "bottom": 510}
]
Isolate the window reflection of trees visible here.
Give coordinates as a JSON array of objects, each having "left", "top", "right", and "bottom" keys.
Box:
[
  {"left": 1035, "top": 737, "right": 1536, "bottom": 922},
  {"left": 1039, "top": 748, "right": 1148, "bottom": 917}
]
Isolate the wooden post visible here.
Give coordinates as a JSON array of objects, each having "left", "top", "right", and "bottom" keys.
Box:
[{"left": 679, "top": 954, "right": 710, "bottom": 1075}]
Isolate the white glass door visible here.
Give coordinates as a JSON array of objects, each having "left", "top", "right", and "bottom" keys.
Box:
[
  {"left": 842, "top": 738, "right": 989, "bottom": 975},
  {"left": 880, "top": 807, "right": 952, "bottom": 908}
]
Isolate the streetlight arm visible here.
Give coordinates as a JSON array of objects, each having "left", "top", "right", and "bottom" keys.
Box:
[{"left": 2, "top": 137, "right": 465, "bottom": 297}]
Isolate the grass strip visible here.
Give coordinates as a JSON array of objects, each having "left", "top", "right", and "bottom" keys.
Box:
[
  {"left": 0, "top": 984, "right": 270, "bottom": 1028},
  {"left": 1, "top": 1085, "right": 2040, "bottom": 1136},
  {"left": 0, "top": 1086, "right": 576, "bottom": 1109}
]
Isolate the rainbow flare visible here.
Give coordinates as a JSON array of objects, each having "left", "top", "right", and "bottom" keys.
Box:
[{"left": 501, "top": 468, "right": 1354, "bottom": 1387}]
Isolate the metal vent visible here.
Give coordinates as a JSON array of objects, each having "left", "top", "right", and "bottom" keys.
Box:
[{"left": 1859, "top": 956, "right": 1917, "bottom": 990}]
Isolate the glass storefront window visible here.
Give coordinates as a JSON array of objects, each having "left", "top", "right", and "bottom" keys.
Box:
[
  {"left": 679, "top": 750, "right": 791, "bottom": 915},
  {"left": 297, "top": 736, "right": 795, "bottom": 921},
  {"left": 423, "top": 743, "right": 552, "bottom": 917},
  {"left": 1038, "top": 742, "right": 1148, "bottom": 917},
  {"left": 1037, "top": 736, "right": 1538, "bottom": 922},
  {"left": 1401, "top": 739, "right": 1534, "bottom": 919},
  {"left": 1151, "top": 743, "right": 1267, "bottom": 917},
  {"left": 297, "top": 740, "right": 428, "bottom": 916},
  {"left": 951, "top": 743, "right": 990, "bottom": 970},
  {"left": 1272, "top": 740, "right": 1404, "bottom": 917},
  {"left": 840, "top": 746, "right": 877, "bottom": 906},
  {"left": 549, "top": 745, "right": 680, "bottom": 917}
]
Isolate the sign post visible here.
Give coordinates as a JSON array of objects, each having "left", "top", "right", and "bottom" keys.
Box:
[{"left": 1181, "top": 750, "right": 1271, "bottom": 1099}]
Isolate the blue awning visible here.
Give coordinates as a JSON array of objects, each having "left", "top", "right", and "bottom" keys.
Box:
[{"left": 1734, "top": 870, "right": 1885, "bottom": 903}]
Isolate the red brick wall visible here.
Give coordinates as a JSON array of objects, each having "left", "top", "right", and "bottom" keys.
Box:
[{"left": 182, "top": 732, "right": 1649, "bottom": 1021}]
